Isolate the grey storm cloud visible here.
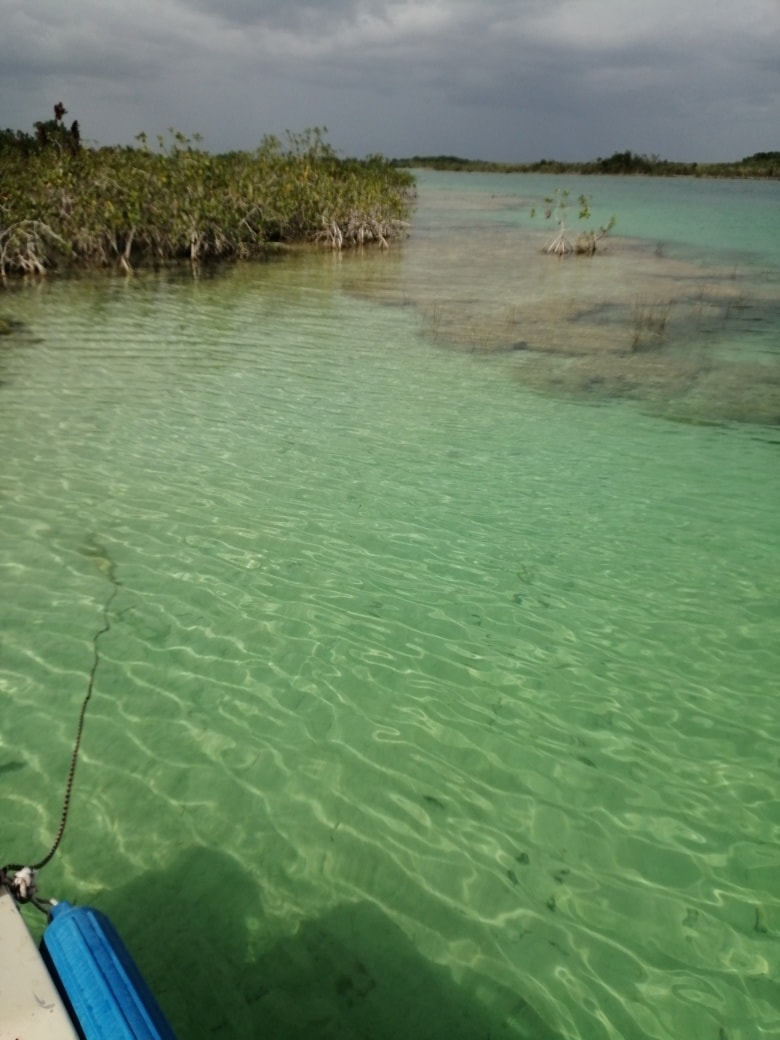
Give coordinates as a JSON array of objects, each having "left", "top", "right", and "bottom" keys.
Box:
[
  {"left": 1, "top": 0, "right": 778, "bottom": 161},
  {"left": 183, "top": 0, "right": 388, "bottom": 32}
]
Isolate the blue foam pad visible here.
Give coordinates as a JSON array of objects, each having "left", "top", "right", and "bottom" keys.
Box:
[{"left": 40, "top": 901, "right": 176, "bottom": 1039}]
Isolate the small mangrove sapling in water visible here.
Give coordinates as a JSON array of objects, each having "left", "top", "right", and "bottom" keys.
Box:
[{"left": 530, "top": 189, "right": 615, "bottom": 256}]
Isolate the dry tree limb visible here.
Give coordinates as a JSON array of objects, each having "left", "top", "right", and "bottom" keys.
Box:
[
  {"left": 0, "top": 219, "right": 71, "bottom": 277},
  {"left": 544, "top": 230, "right": 572, "bottom": 255}
]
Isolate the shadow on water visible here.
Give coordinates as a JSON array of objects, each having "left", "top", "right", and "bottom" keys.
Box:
[{"left": 99, "top": 847, "right": 563, "bottom": 1040}]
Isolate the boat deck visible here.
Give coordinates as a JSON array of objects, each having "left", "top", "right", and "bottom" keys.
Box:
[{"left": 0, "top": 884, "right": 79, "bottom": 1039}]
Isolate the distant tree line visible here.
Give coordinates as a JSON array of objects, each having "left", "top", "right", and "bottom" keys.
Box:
[{"left": 392, "top": 149, "right": 780, "bottom": 179}]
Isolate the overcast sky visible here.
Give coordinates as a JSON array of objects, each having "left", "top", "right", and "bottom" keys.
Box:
[{"left": 1, "top": 0, "right": 778, "bottom": 162}]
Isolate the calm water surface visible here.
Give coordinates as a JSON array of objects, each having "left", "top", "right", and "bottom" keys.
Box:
[{"left": 1, "top": 174, "right": 779, "bottom": 1039}]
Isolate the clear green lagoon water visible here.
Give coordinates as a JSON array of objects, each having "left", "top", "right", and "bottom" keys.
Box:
[{"left": 1, "top": 173, "right": 779, "bottom": 1039}]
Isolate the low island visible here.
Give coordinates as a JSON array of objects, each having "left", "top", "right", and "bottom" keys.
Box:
[{"left": 0, "top": 106, "right": 416, "bottom": 278}]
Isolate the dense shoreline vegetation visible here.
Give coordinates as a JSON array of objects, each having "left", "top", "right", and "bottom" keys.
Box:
[
  {"left": 393, "top": 149, "right": 780, "bottom": 179},
  {"left": 2, "top": 104, "right": 774, "bottom": 283},
  {"left": 0, "top": 108, "right": 415, "bottom": 279}
]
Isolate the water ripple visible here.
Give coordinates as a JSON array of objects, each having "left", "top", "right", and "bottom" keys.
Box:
[{"left": 1, "top": 267, "right": 778, "bottom": 1037}]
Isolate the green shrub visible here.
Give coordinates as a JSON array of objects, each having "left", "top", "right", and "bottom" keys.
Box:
[{"left": 0, "top": 111, "right": 416, "bottom": 278}]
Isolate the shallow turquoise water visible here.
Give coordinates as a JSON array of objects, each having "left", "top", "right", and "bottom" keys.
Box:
[
  {"left": 1, "top": 177, "right": 779, "bottom": 1039},
  {"left": 416, "top": 170, "right": 780, "bottom": 262}
]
